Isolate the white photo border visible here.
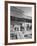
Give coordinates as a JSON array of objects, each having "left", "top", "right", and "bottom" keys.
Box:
[{"left": 8, "top": 3, "right": 35, "bottom": 43}]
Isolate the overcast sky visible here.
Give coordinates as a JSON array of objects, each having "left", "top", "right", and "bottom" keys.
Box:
[
  {"left": 10, "top": 6, "right": 32, "bottom": 19},
  {"left": 17, "top": 7, "right": 32, "bottom": 17}
]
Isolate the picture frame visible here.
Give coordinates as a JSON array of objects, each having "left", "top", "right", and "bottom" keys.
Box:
[{"left": 5, "top": 1, "right": 36, "bottom": 45}]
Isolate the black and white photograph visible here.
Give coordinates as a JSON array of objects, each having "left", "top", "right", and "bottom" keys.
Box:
[
  {"left": 8, "top": 3, "right": 35, "bottom": 43},
  {"left": 5, "top": 1, "right": 36, "bottom": 45},
  {"left": 10, "top": 6, "right": 32, "bottom": 40}
]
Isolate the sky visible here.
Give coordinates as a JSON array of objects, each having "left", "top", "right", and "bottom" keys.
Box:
[{"left": 10, "top": 6, "right": 32, "bottom": 19}]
